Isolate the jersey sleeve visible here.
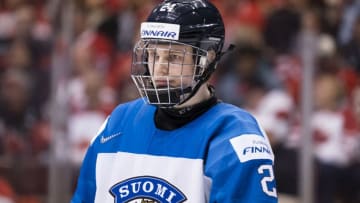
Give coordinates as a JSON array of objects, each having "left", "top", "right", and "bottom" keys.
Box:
[
  {"left": 205, "top": 132, "right": 278, "bottom": 203},
  {"left": 71, "top": 141, "right": 97, "bottom": 203}
]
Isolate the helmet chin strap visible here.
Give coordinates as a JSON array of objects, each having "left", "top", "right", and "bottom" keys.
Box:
[{"left": 147, "top": 86, "right": 193, "bottom": 108}]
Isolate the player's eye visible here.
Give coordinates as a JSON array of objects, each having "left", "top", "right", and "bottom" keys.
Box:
[
  {"left": 148, "top": 52, "right": 159, "bottom": 61},
  {"left": 169, "top": 54, "right": 183, "bottom": 62}
]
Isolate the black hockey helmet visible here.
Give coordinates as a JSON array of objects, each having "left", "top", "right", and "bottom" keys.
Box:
[
  {"left": 131, "top": 0, "right": 225, "bottom": 107},
  {"left": 146, "top": 0, "right": 225, "bottom": 55}
]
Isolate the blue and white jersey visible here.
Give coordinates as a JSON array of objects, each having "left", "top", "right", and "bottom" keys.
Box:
[{"left": 71, "top": 98, "right": 278, "bottom": 203}]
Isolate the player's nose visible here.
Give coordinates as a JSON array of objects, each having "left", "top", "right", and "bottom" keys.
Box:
[{"left": 154, "top": 56, "right": 169, "bottom": 76}]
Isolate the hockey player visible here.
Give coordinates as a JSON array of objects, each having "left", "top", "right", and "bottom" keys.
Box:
[{"left": 72, "top": 0, "right": 278, "bottom": 202}]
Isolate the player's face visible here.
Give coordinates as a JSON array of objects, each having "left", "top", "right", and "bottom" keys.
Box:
[{"left": 147, "top": 43, "right": 195, "bottom": 88}]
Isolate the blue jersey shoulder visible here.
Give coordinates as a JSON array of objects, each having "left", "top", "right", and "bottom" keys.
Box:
[
  {"left": 204, "top": 102, "right": 274, "bottom": 163},
  {"left": 91, "top": 98, "right": 152, "bottom": 145},
  {"left": 206, "top": 102, "right": 265, "bottom": 138}
]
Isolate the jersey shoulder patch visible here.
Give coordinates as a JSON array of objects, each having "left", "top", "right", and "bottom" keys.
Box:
[{"left": 230, "top": 134, "right": 274, "bottom": 163}]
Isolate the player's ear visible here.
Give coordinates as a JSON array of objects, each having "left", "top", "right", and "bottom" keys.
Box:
[
  {"left": 207, "top": 50, "right": 216, "bottom": 63},
  {"left": 199, "top": 50, "right": 216, "bottom": 67}
]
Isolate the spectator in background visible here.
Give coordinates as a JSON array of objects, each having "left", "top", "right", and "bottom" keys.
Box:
[
  {"left": 317, "top": 0, "right": 343, "bottom": 39},
  {"left": 216, "top": 42, "right": 282, "bottom": 107},
  {"left": 312, "top": 73, "right": 357, "bottom": 203},
  {"left": 6, "top": 37, "right": 50, "bottom": 121},
  {"left": 68, "top": 69, "right": 108, "bottom": 166},
  {"left": 68, "top": 31, "right": 117, "bottom": 167},
  {"left": 93, "top": 0, "right": 158, "bottom": 96},
  {"left": 0, "top": 69, "right": 35, "bottom": 156},
  {"left": 83, "top": 0, "right": 109, "bottom": 29},
  {"left": 8, "top": 3, "right": 51, "bottom": 119},
  {"left": 255, "top": 89, "right": 298, "bottom": 197},
  {"left": 0, "top": 68, "right": 50, "bottom": 159},
  {"left": 254, "top": 90, "right": 294, "bottom": 147},
  {"left": 340, "top": 85, "right": 360, "bottom": 203},
  {"left": 263, "top": 0, "right": 301, "bottom": 55},
  {"left": 211, "top": 0, "right": 241, "bottom": 46}
]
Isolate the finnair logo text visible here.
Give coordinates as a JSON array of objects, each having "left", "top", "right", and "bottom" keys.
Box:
[
  {"left": 230, "top": 134, "right": 274, "bottom": 163},
  {"left": 142, "top": 30, "right": 177, "bottom": 39},
  {"left": 141, "top": 22, "right": 180, "bottom": 40},
  {"left": 243, "top": 146, "right": 271, "bottom": 155}
]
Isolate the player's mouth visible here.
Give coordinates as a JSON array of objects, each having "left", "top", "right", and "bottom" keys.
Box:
[{"left": 154, "top": 80, "right": 171, "bottom": 88}]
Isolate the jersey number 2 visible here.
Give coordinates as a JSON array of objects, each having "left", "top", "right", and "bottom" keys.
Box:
[{"left": 258, "top": 165, "right": 277, "bottom": 197}]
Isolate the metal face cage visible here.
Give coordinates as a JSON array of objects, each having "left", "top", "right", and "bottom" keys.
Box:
[{"left": 131, "top": 39, "right": 209, "bottom": 107}]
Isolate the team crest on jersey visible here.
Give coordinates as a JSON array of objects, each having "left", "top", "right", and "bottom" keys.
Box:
[{"left": 109, "top": 176, "right": 187, "bottom": 203}]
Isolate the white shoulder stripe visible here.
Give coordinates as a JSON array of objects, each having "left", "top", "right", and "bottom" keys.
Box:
[{"left": 90, "top": 116, "right": 110, "bottom": 144}]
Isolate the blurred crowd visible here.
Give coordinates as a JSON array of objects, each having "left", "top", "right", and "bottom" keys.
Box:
[{"left": 0, "top": 0, "right": 359, "bottom": 202}]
